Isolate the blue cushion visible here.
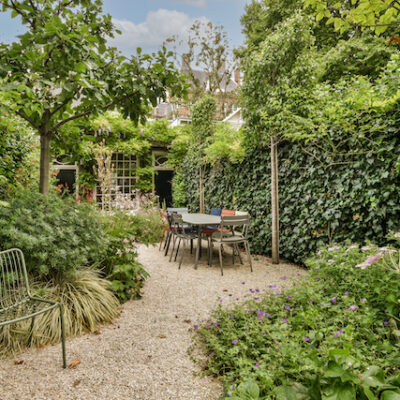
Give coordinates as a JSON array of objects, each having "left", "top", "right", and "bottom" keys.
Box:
[{"left": 210, "top": 208, "right": 222, "bottom": 216}]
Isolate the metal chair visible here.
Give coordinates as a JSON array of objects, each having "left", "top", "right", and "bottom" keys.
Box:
[
  {"left": 210, "top": 215, "right": 253, "bottom": 276},
  {"left": 168, "top": 214, "right": 199, "bottom": 269},
  {"left": 164, "top": 208, "right": 190, "bottom": 256},
  {"left": 0, "top": 249, "right": 67, "bottom": 368}
]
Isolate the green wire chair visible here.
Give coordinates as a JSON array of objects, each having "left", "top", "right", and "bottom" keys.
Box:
[{"left": 0, "top": 248, "right": 66, "bottom": 368}]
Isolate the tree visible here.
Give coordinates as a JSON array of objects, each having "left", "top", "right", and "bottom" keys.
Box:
[
  {"left": 241, "top": 13, "right": 316, "bottom": 263},
  {"left": 0, "top": 0, "right": 186, "bottom": 195},
  {"left": 167, "top": 20, "right": 237, "bottom": 117},
  {"left": 189, "top": 95, "right": 217, "bottom": 213},
  {"left": 305, "top": 0, "right": 400, "bottom": 35}
]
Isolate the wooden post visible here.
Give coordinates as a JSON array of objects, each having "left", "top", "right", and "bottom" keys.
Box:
[
  {"left": 199, "top": 165, "right": 204, "bottom": 213},
  {"left": 271, "top": 135, "right": 280, "bottom": 264}
]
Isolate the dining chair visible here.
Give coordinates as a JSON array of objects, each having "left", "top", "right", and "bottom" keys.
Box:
[
  {"left": 209, "top": 214, "right": 253, "bottom": 276},
  {"left": 164, "top": 208, "right": 190, "bottom": 256},
  {"left": 168, "top": 213, "right": 199, "bottom": 268}
]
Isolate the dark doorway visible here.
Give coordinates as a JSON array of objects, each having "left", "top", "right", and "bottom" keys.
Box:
[
  {"left": 154, "top": 170, "right": 174, "bottom": 207},
  {"left": 55, "top": 169, "right": 77, "bottom": 195}
]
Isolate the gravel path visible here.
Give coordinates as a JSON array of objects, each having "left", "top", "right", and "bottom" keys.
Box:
[{"left": 0, "top": 243, "right": 302, "bottom": 400}]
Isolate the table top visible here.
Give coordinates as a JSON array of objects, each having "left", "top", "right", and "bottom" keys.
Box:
[{"left": 182, "top": 213, "right": 221, "bottom": 226}]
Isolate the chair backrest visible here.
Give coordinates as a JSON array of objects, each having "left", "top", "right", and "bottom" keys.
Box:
[
  {"left": 159, "top": 208, "right": 170, "bottom": 227},
  {"left": 0, "top": 248, "right": 30, "bottom": 312},
  {"left": 210, "top": 208, "right": 222, "bottom": 216},
  {"left": 219, "top": 214, "right": 250, "bottom": 239},
  {"left": 235, "top": 210, "right": 249, "bottom": 216},
  {"left": 170, "top": 213, "right": 184, "bottom": 230},
  {"left": 221, "top": 209, "right": 235, "bottom": 216}
]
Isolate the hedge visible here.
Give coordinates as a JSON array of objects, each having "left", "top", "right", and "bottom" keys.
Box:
[{"left": 180, "top": 110, "right": 400, "bottom": 263}]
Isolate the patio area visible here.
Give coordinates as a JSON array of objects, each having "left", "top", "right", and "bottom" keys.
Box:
[{"left": 0, "top": 244, "right": 301, "bottom": 400}]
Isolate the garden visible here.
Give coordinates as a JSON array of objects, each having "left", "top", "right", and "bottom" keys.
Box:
[{"left": 1, "top": 0, "right": 400, "bottom": 399}]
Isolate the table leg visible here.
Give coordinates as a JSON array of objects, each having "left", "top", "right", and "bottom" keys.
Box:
[{"left": 195, "top": 230, "right": 201, "bottom": 270}]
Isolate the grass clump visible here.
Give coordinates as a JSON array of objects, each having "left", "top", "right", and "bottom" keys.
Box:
[
  {"left": 194, "top": 236, "right": 400, "bottom": 399},
  {"left": 0, "top": 268, "right": 119, "bottom": 357}
]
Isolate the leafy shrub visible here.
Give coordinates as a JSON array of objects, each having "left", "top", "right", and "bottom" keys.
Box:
[
  {"left": 0, "top": 190, "right": 107, "bottom": 277},
  {"left": 101, "top": 208, "right": 163, "bottom": 301},
  {"left": 194, "top": 238, "right": 400, "bottom": 399},
  {"left": 0, "top": 268, "right": 119, "bottom": 357}
]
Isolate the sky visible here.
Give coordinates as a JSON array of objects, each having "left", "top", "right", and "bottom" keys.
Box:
[{"left": 0, "top": 0, "right": 249, "bottom": 55}]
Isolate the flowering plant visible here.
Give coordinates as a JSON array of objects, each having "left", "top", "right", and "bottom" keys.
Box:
[{"left": 193, "top": 238, "right": 400, "bottom": 399}]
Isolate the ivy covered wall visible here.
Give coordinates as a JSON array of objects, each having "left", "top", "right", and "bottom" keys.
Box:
[{"left": 181, "top": 111, "right": 400, "bottom": 264}]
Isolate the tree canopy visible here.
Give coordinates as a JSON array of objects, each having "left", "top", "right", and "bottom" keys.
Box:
[{"left": 0, "top": 0, "right": 186, "bottom": 194}]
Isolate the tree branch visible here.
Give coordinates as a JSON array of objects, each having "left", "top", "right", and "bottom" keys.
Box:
[
  {"left": 16, "top": 110, "right": 38, "bottom": 129},
  {"left": 10, "top": 0, "right": 36, "bottom": 30}
]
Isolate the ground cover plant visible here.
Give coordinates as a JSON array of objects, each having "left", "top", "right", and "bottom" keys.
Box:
[{"left": 193, "top": 235, "right": 400, "bottom": 399}]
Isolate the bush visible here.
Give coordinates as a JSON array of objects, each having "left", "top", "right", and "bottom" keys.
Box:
[
  {"left": 0, "top": 268, "right": 119, "bottom": 357},
  {"left": 194, "top": 237, "right": 400, "bottom": 399},
  {"left": 101, "top": 208, "right": 163, "bottom": 301},
  {"left": 0, "top": 190, "right": 107, "bottom": 278}
]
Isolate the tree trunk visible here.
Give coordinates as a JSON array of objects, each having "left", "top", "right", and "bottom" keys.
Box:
[
  {"left": 199, "top": 165, "right": 205, "bottom": 213},
  {"left": 39, "top": 133, "right": 51, "bottom": 195},
  {"left": 271, "top": 135, "right": 280, "bottom": 264}
]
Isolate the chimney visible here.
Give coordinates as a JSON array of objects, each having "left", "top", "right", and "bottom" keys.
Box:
[{"left": 234, "top": 69, "right": 240, "bottom": 85}]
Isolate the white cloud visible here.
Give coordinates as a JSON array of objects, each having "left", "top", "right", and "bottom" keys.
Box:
[{"left": 110, "top": 9, "right": 207, "bottom": 54}]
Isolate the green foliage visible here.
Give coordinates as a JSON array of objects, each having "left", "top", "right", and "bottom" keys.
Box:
[
  {"left": 305, "top": 0, "right": 400, "bottom": 35},
  {"left": 171, "top": 171, "right": 187, "bottom": 207},
  {"left": 0, "top": 190, "right": 106, "bottom": 277},
  {"left": 194, "top": 241, "right": 400, "bottom": 399},
  {"left": 204, "top": 124, "right": 245, "bottom": 165},
  {"left": 0, "top": 268, "right": 119, "bottom": 356},
  {"left": 320, "top": 35, "right": 395, "bottom": 83},
  {"left": 0, "top": 111, "right": 35, "bottom": 196},
  {"left": 191, "top": 95, "right": 217, "bottom": 143},
  {"left": 101, "top": 208, "right": 163, "bottom": 301},
  {"left": 180, "top": 108, "right": 400, "bottom": 262}
]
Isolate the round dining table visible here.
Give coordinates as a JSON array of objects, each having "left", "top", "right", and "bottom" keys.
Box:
[{"left": 181, "top": 213, "right": 221, "bottom": 269}]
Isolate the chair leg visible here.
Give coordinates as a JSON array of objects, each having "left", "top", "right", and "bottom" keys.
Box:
[
  {"left": 28, "top": 316, "right": 35, "bottom": 347},
  {"left": 59, "top": 303, "right": 67, "bottom": 369},
  {"left": 164, "top": 232, "right": 171, "bottom": 256},
  {"left": 174, "top": 238, "right": 181, "bottom": 262},
  {"left": 169, "top": 235, "right": 177, "bottom": 262},
  {"left": 179, "top": 239, "right": 186, "bottom": 269},
  {"left": 235, "top": 244, "right": 243, "bottom": 264},
  {"left": 159, "top": 230, "right": 166, "bottom": 251},
  {"left": 245, "top": 241, "right": 253, "bottom": 272},
  {"left": 232, "top": 244, "right": 235, "bottom": 265},
  {"left": 218, "top": 244, "right": 224, "bottom": 276},
  {"left": 209, "top": 240, "right": 213, "bottom": 267},
  {"left": 190, "top": 239, "right": 193, "bottom": 254}
]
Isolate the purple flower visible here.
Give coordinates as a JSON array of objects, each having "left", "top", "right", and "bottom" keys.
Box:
[
  {"left": 345, "top": 309, "right": 350, "bottom": 312},
  {"left": 255, "top": 289, "right": 260, "bottom": 292},
  {"left": 194, "top": 325, "right": 199, "bottom": 329},
  {"left": 219, "top": 299, "right": 223, "bottom": 303},
  {"left": 339, "top": 329, "right": 344, "bottom": 334},
  {"left": 344, "top": 291, "right": 349, "bottom": 295},
  {"left": 281, "top": 318, "right": 287, "bottom": 323},
  {"left": 229, "top": 294, "right": 233, "bottom": 297},
  {"left": 350, "top": 305, "right": 357, "bottom": 310},
  {"left": 304, "top": 337, "right": 310, "bottom": 342},
  {"left": 284, "top": 305, "right": 291, "bottom": 310},
  {"left": 205, "top": 324, "right": 211, "bottom": 328},
  {"left": 265, "top": 313, "right": 271, "bottom": 318},
  {"left": 254, "top": 297, "right": 259, "bottom": 300},
  {"left": 213, "top": 322, "right": 218, "bottom": 326},
  {"left": 274, "top": 292, "right": 281, "bottom": 295},
  {"left": 247, "top": 310, "right": 253, "bottom": 313},
  {"left": 280, "top": 276, "right": 287, "bottom": 280},
  {"left": 361, "top": 298, "right": 366, "bottom": 303},
  {"left": 310, "top": 298, "right": 315, "bottom": 302},
  {"left": 315, "top": 266, "right": 320, "bottom": 270},
  {"left": 384, "top": 321, "right": 388, "bottom": 325},
  {"left": 241, "top": 282, "right": 246, "bottom": 285},
  {"left": 229, "top": 315, "right": 235, "bottom": 319},
  {"left": 255, "top": 363, "right": 260, "bottom": 367},
  {"left": 321, "top": 302, "right": 326, "bottom": 306},
  {"left": 287, "top": 295, "right": 292, "bottom": 298},
  {"left": 236, "top": 298, "right": 240, "bottom": 301},
  {"left": 232, "top": 340, "right": 238, "bottom": 344},
  {"left": 333, "top": 332, "right": 339, "bottom": 338},
  {"left": 331, "top": 297, "right": 337, "bottom": 303},
  {"left": 297, "top": 273, "right": 302, "bottom": 276},
  {"left": 269, "top": 285, "right": 277, "bottom": 289}
]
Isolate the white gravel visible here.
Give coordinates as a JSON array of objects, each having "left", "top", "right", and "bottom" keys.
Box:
[{"left": 0, "top": 243, "right": 302, "bottom": 400}]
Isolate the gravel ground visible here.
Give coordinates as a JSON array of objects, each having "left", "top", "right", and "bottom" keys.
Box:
[{"left": 0, "top": 243, "right": 302, "bottom": 400}]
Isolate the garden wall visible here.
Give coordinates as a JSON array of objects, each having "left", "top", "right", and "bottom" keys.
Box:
[{"left": 181, "top": 111, "right": 400, "bottom": 263}]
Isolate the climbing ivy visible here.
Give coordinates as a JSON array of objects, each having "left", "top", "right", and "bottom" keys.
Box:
[{"left": 181, "top": 109, "right": 400, "bottom": 264}]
